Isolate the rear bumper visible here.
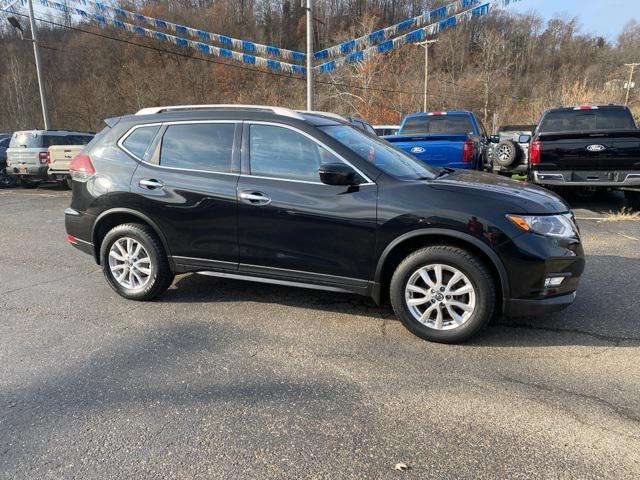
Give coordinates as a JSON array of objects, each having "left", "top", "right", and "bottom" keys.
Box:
[
  {"left": 532, "top": 170, "right": 640, "bottom": 187},
  {"left": 6, "top": 165, "right": 49, "bottom": 179},
  {"left": 506, "top": 292, "right": 576, "bottom": 317}
]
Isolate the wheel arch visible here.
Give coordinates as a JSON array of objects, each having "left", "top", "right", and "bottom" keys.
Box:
[
  {"left": 92, "top": 208, "right": 172, "bottom": 266},
  {"left": 373, "top": 229, "right": 510, "bottom": 310}
]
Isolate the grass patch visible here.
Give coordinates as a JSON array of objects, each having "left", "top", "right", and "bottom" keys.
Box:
[{"left": 603, "top": 208, "right": 640, "bottom": 222}]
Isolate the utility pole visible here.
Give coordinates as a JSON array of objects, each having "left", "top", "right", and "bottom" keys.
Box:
[
  {"left": 624, "top": 63, "right": 639, "bottom": 107},
  {"left": 27, "top": 0, "right": 50, "bottom": 129},
  {"left": 415, "top": 40, "right": 437, "bottom": 112},
  {"left": 305, "top": 0, "right": 314, "bottom": 111}
]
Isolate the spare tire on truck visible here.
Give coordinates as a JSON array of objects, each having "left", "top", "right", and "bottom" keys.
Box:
[{"left": 494, "top": 140, "right": 518, "bottom": 167}]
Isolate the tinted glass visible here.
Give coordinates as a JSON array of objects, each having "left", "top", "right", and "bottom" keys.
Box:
[
  {"left": 249, "top": 125, "right": 341, "bottom": 182},
  {"left": 401, "top": 115, "right": 474, "bottom": 135},
  {"left": 0, "top": 138, "right": 10, "bottom": 147},
  {"left": 9, "top": 133, "right": 93, "bottom": 148},
  {"left": 539, "top": 109, "right": 637, "bottom": 133},
  {"left": 320, "top": 125, "right": 437, "bottom": 180},
  {"left": 160, "top": 123, "right": 234, "bottom": 172},
  {"left": 122, "top": 125, "right": 161, "bottom": 159}
]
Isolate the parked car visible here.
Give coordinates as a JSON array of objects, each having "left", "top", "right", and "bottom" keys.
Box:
[
  {"left": 373, "top": 125, "right": 400, "bottom": 137},
  {"left": 5, "top": 130, "right": 94, "bottom": 188},
  {"left": 487, "top": 124, "right": 537, "bottom": 175},
  {"left": 65, "top": 104, "right": 584, "bottom": 344},
  {"left": 0, "top": 135, "right": 17, "bottom": 188},
  {"left": 527, "top": 105, "right": 640, "bottom": 209},
  {"left": 48, "top": 142, "right": 93, "bottom": 189},
  {"left": 385, "top": 111, "right": 489, "bottom": 169}
]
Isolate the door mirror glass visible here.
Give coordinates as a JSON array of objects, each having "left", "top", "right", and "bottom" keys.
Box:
[
  {"left": 519, "top": 134, "right": 531, "bottom": 144},
  {"left": 318, "top": 163, "right": 358, "bottom": 186}
]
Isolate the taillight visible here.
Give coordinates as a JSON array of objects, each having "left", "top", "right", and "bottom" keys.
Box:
[
  {"left": 69, "top": 154, "right": 95, "bottom": 182},
  {"left": 462, "top": 140, "right": 474, "bottom": 163},
  {"left": 39, "top": 151, "right": 48, "bottom": 164},
  {"left": 530, "top": 140, "right": 542, "bottom": 165}
]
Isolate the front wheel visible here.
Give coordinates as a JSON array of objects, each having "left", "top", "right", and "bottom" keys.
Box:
[
  {"left": 390, "top": 246, "right": 496, "bottom": 344},
  {"left": 100, "top": 223, "right": 174, "bottom": 301}
]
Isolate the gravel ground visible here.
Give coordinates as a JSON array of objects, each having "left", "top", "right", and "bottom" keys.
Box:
[{"left": 1, "top": 186, "right": 639, "bottom": 479}]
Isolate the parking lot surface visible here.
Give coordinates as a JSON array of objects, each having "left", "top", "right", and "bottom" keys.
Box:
[{"left": 1, "top": 186, "right": 639, "bottom": 479}]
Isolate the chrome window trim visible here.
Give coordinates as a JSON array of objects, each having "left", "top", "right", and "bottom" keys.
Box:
[
  {"left": 117, "top": 120, "right": 240, "bottom": 175},
  {"left": 246, "top": 121, "right": 375, "bottom": 185}
]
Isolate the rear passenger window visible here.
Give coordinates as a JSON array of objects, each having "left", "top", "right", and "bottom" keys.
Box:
[
  {"left": 122, "top": 125, "right": 160, "bottom": 159},
  {"left": 160, "top": 123, "right": 234, "bottom": 173}
]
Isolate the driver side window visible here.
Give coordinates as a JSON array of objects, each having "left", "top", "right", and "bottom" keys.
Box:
[{"left": 249, "top": 124, "right": 340, "bottom": 182}]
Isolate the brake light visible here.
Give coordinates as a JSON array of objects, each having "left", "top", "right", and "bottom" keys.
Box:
[
  {"left": 530, "top": 140, "right": 542, "bottom": 165},
  {"left": 427, "top": 111, "right": 447, "bottom": 116},
  {"left": 462, "top": 140, "right": 474, "bottom": 162},
  {"left": 574, "top": 105, "right": 598, "bottom": 110},
  {"left": 39, "top": 151, "right": 48, "bottom": 164},
  {"left": 69, "top": 154, "right": 95, "bottom": 181}
]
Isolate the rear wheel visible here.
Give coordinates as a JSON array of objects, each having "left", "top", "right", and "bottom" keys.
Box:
[
  {"left": 100, "top": 223, "right": 174, "bottom": 301},
  {"left": 390, "top": 246, "right": 496, "bottom": 343},
  {"left": 626, "top": 191, "right": 640, "bottom": 211},
  {"left": 0, "top": 170, "right": 17, "bottom": 188}
]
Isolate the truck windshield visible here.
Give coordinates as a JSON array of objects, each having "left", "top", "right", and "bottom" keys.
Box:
[
  {"left": 401, "top": 115, "right": 474, "bottom": 135},
  {"left": 539, "top": 109, "right": 636, "bottom": 133},
  {"left": 320, "top": 125, "right": 438, "bottom": 180}
]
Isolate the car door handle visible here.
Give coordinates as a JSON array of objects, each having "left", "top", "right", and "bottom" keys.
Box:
[
  {"left": 239, "top": 191, "right": 271, "bottom": 206},
  {"left": 139, "top": 179, "right": 164, "bottom": 190}
]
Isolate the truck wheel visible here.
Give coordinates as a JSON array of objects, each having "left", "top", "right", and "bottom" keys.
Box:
[
  {"left": 625, "top": 191, "right": 640, "bottom": 211},
  {"left": 20, "top": 179, "right": 39, "bottom": 189},
  {"left": 64, "top": 175, "right": 73, "bottom": 190},
  {"left": 100, "top": 223, "right": 174, "bottom": 301},
  {"left": 390, "top": 246, "right": 496, "bottom": 344},
  {"left": 0, "top": 171, "right": 17, "bottom": 188},
  {"left": 495, "top": 141, "right": 518, "bottom": 167}
]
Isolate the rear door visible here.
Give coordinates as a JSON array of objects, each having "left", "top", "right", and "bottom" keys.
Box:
[
  {"left": 129, "top": 121, "right": 241, "bottom": 270},
  {"left": 236, "top": 122, "right": 377, "bottom": 287}
]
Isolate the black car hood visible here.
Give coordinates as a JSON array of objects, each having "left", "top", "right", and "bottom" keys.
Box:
[{"left": 429, "top": 169, "right": 569, "bottom": 214}]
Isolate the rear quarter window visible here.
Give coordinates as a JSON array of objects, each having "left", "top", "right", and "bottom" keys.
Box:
[{"left": 121, "top": 125, "right": 161, "bottom": 159}]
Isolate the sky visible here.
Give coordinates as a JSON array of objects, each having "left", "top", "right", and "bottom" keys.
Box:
[{"left": 508, "top": 0, "right": 640, "bottom": 40}]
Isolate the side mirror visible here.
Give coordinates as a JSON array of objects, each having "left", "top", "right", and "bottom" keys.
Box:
[
  {"left": 489, "top": 135, "right": 500, "bottom": 143},
  {"left": 318, "top": 163, "right": 358, "bottom": 186},
  {"left": 519, "top": 134, "right": 531, "bottom": 144}
]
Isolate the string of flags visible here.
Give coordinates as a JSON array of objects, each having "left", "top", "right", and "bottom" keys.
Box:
[{"left": 6, "top": 0, "right": 521, "bottom": 76}]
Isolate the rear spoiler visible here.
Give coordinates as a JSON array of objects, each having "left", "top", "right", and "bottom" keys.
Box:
[{"left": 104, "top": 116, "right": 122, "bottom": 128}]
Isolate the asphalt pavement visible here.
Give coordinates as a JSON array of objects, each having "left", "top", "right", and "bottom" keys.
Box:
[{"left": 1, "top": 186, "right": 639, "bottom": 479}]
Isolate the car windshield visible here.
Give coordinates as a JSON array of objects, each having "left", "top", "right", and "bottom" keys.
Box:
[
  {"left": 401, "top": 115, "right": 474, "bottom": 135},
  {"left": 320, "top": 125, "right": 438, "bottom": 180},
  {"left": 539, "top": 109, "right": 636, "bottom": 133}
]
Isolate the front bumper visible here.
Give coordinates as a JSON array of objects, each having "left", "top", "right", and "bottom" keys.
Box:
[
  {"left": 532, "top": 170, "right": 640, "bottom": 187},
  {"left": 506, "top": 292, "right": 577, "bottom": 317}
]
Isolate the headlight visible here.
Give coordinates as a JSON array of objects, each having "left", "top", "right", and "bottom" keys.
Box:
[{"left": 507, "top": 213, "right": 578, "bottom": 238}]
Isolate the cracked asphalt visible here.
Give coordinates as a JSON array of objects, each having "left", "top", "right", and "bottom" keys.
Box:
[{"left": 1, "top": 186, "right": 639, "bottom": 479}]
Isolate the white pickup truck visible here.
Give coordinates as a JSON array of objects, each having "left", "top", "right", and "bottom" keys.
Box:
[{"left": 48, "top": 144, "right": 88, "bottom": 188}]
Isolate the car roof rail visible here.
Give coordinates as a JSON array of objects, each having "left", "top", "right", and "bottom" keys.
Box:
[
  {"left": 135, "top": 104, "right": 305, "bottom": 120},
  {"left": 297, "top": 110, "right": 347, "bottom": 121}
]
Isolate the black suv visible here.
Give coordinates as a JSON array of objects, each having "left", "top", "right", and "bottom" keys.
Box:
[{"left": 65, "top": 105, "right": 585, "bottom": 343}]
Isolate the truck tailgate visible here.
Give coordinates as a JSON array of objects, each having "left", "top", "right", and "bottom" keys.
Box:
[
  {"left": 386, "top": 134, "right": 468, "bottom": 168},
  {"left": 48, "top": 145, "right": 83, "bottom": 172},
  {"left": 538, "top": 130, "right": 640, "bottom": 170}
]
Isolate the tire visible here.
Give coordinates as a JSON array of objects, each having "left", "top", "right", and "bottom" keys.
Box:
[
  {"left": 390, "top": 246, "right": 496, "bottom": 344},
  {"left": 626, "top": 191, "right": 640, "bottom": 211},
  {"left": 0, "top": 170, "right": 17, "bottom": 188},
  {"left": 64, "top": 175, "right": 73, "bottom": 190},
  {"left": 494, "top": 140, "right": 518, "bottom": 167},
  {"left": 20, "top": 179, "right": 39, "bottom": 189},
  {"left": 100, "top": 223, "right": 174, "bottom": 301}
]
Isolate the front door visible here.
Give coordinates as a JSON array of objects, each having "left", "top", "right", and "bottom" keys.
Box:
[{"left": 237, "top": 122, "right": 377, "bottom": 287}]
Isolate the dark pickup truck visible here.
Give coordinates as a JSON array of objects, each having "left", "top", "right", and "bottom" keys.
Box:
[{"left": 529, "top": 105, "right": 640, "bottom": 209}]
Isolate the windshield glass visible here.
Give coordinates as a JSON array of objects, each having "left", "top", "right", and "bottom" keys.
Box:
[
  {"left": 401, "top": 115, "right": 474, "bottom": 135},
  {"left": 539, "top": 109, "right": 636, "bottom": 133},
  {"left": 320, "top": 125, "right": 438, "bottom": 180}
]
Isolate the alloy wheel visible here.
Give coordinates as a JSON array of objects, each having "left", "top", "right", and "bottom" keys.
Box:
[{"left": 108, "top": 237, "right": 152, "bottom": 290}]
